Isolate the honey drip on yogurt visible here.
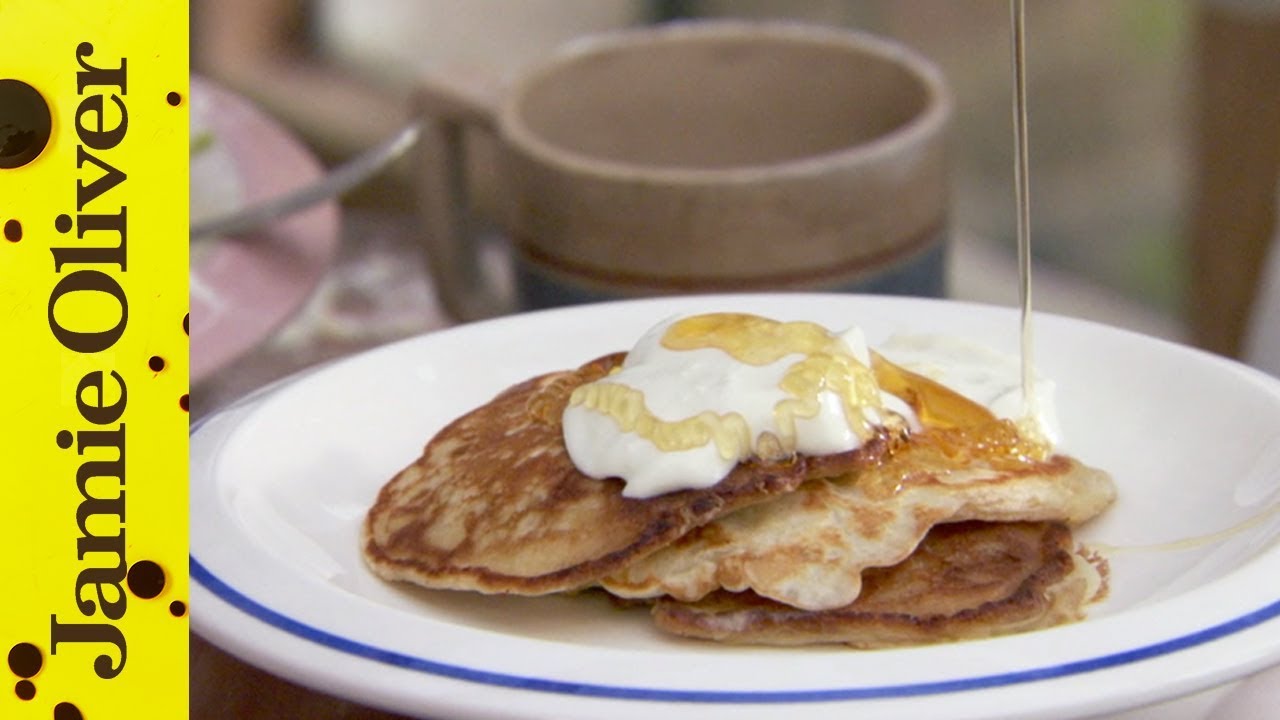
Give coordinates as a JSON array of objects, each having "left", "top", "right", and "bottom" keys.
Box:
[
  {"left": 568, "top": 381, "right": 755, "bottom": 459},
  {"left": 869, "top": 352, "right": 995, "bottom": 430},
  {"left": 861, "top": 355, "right": 1052, "bottom": 499},
  {"left": 567, "top": 313, "right": 882, "bottom": 460}
]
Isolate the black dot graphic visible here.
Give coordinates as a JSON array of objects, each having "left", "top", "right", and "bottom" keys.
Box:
[
  {"left": 169, "top": 600, "right": 187, "bottom": 617},
  {"left": 166, "top": 91, "right": 182, "bottom": 106},
  {"left": 54, "top": 214, "right": 72, "bottom": 233},
  {"left": 7, "top": 642, "right": 41, "bottom": 677},
  {"left": 54, "top": 701, "right": 84, "bottom": 720},
  {"left": 3, "top": 219, "right": 20, "bottom": 241},
  {"left": 56, "top": 430, "right": 73, "bottom": 449},
  {"left": 0, "top": 79, "right": 53, "bottom": 169},
  {"left": 179, "top": 394, "right": 189, "bottom": 412},
  {"left": 149, "top": 355, "right": 166, "bottom": 372},
  {"left": 126, "top": 560, "right": 166, "bottom": 599},
  {"left": 14, "top": 679, "right": 34, "bottom": 700},
  {"left": 183, "top": 313, "right": 189, "bottom": 335}
]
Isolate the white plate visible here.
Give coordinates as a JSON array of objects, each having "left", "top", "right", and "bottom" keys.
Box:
[{"left": 190, "top": 294, "right": 1280, "bottom": 720}]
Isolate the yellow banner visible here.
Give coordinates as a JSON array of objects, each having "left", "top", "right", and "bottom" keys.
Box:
[{"left": 0, "top": 1, "right": 189, "bottom": 718}]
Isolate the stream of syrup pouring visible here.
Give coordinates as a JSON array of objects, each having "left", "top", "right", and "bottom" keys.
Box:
[
  {"left": 1010, "top": 0, "right": 1042, "bottom": 438},
  {"left": 1007, "top": 3, "right": 1279, "bottom": 553}
]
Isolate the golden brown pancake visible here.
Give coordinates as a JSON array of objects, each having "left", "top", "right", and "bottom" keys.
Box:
[
  {"left": 601, "top": 420, "right": 1115, "bottom": 611},
  {"left": 650, "top": 520, "right": 1106, "bottom": 648},
  {"left": 362, "top": 352, "right": 902, "bottom": 596}
]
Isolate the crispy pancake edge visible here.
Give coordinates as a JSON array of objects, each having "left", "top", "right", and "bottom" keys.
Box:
[
  {"left": 599, "top": 447, "right": 1115, "bottom": 610},
  {"left": 649, "top": 521, "right": 1104, "bottom": 648}
]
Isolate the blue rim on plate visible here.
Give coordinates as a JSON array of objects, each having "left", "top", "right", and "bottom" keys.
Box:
[{"left": 191, "top": 556, "right": 1280, "bottom": 703}]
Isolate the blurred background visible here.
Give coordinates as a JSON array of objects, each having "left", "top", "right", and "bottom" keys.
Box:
[{"left": 191, "top": 0, "right": 1278, "bottom": 359}]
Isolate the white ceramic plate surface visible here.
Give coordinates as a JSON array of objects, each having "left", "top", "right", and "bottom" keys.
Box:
[{"left": 190, "top": 294, "right": 1280, "bottom": 720}]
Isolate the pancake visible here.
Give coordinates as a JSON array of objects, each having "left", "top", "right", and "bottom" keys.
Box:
[
  {"left": 600, "top": 420, "right": 1116, "bottom": 610},
  {"left": 650, "top": 520, "right": 1107, "bottom": 648},
  {"left": 362, "top": 352, "right": 902, "bottom": 596}
]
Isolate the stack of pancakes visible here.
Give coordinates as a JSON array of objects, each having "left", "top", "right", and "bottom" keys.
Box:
[{"left": 363, "top": 351, "right": 1114, "bottom": 648}]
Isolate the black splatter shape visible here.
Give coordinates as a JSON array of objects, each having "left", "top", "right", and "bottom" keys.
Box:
[
  {"left": 0, "top": 79, "right": 52, "bottom": 169},
  {"left": 54, "top": 701, "right": 84, "bottom": 720},
  {"left": 149, "top": 355, "right": 166, "bottom": 372},
  {"left": 7, "top": 642, "right": 41, "bottom": 677},
  {"left": 8, "top": 643, "right": 41, "bottom": 702},
  {"left": 169, "top": 600, "right": 187, "bottom": 617},
  {"left": 126, "top": 560, "right": 165, "bottom": 599},
  {"left": 3, "top": 219, "right": 20, "bottom": 241}
]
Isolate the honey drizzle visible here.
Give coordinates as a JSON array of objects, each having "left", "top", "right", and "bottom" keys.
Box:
[
  {"left": 1090, "top": 501, "right": 1280, "bottom": 556},
  {"left": 857, "top": 418, "right": 1052, "bottom": 501},
  {"left": 1010, "top": 0, "right": 1043, "bottom": 441},
  {"left": 869, "top": 352, "right": 996, "bottom": 430},
  {"left": 862, "top": 355, "right": 1053, "bottom": 499},
  {"left": 567, "top": 313, "right": 882, "bottom": 460}
]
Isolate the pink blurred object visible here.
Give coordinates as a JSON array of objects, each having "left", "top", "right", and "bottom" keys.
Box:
[{"left": 189, "top": 75, "right": 341, "bottom": 382}]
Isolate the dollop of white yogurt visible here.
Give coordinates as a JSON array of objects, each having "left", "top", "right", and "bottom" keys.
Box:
[{"left": 562, "top": 316, "right": 905, "bottom": 498}]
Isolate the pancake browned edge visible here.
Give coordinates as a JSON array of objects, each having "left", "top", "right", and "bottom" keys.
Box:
[
  {"left": 599, "top": 422, "right": 1116, "bottom": 611},
  {"left": 650, "top": 520, "right": 1107, "bottom": 648},
  {"left": 362, "top": 352, "right": 902, "bottom": 596}
]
